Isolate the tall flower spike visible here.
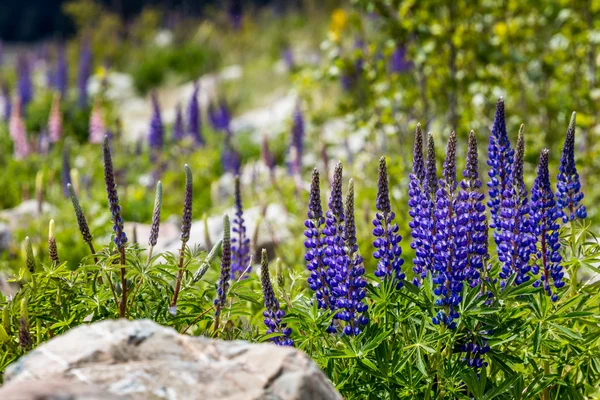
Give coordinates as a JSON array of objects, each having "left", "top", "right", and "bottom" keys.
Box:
[
  {"left": 89, "top": 100, "right": 105, "bottom": 144},
  {"left": 147, "top": 181, "right": 163, "bottom": 257},
  {"left": 17, "top": 55, "right": 33, "bottom": 108},
  {"left": 260, "top": 249, "right": 293, "bottom": 346},
  {"left": 304, "top": 168, "right": 333, "bottom": 312},
  {"left": 556, "top": 112, "right": 586, "bottom": 222},
  {"left": 231, "top": 176, "right": 251, "bottom": 279},
  {"left": 103, "top": 136, "right": 128, "bottom": 249},
  {"left": 214, "top": 215, "right": 232, "bottom": 328},
  {"left": 48, "top": 220, "right": 59, "bottom": 265},
  {"left": 409, "top": 125, "right": 432, "bottom": 285},
  {"left": 172, "top": 104, "right": 185, "bottom": 141},
  {"left": 25, "top": 237, "right": 36, "bottom": 273},
  {"left": 432, "top": 131, "right": 466, "bottom": 329},
  {"left": 530, "top": 149, "right": 564, "bottom": 301},
  {"left": 290, "top": 103, "right": 305, "bottom": 174},
  {"left": 458, "top": 131, "right": 489, "bottom": 287},
  {"left": 2, "top": 83, "right": 11, "bottom": 121},
  {"left": 19, "top": 299, "right": 32, "bottom": 350},
  {"left": 337, "top": 180, "right": 368, "bottom": 335},
  {"left": 9, "top": 97, "right": 30, "bottom": 159},
  {"left": 373, "top": 157, "right": 405, "bottom": 286},
  {"left": 487, "top": 97, "right": 514, "bottom": 229},
  {"left": 261, "top": 135, "right": 275, "bottom": 173},
  {"left": 55, "top": 45, "right": 68, "bottom": 97},
  {"left": 48, "top": 93, "right": 62, "bottom": 143},
  {"left": 425, "top": 132, "right": 438, "bottom": 199},
  {"left": 322, "top": 161, "right": 345, "bottom": 332},
  {"left": 187, "top": 82, "right": 204, "bottom": 146},
  {"left": 498, "top": 125, "right": 535, "bottom": 287},
  {"left": 68, "top": 184, "right": 93, "bottom": 245},
  {"left": 148, "top": 93, "right": 164, "bottom": 150},
  {"left": 171, "top": 166, "right": 193, "bottom": 310}
]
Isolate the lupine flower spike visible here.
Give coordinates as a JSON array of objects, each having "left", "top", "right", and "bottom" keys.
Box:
[
  {"left": 337, "top": 180, "right": 368, "bottom": 335},
  {"left": 432, "top": 131, "right": 466, "bottom": 329},
  {"left": 290, "top": 103, "right": 304, "bottom": 175},
  {"left": 231, "top": 176, "right": 251, "bottom": 279},
  {"left": 89, "top": 100, "right": 105, "bottom": 144},
  {"left": 67, "top": 183, "right": 96, "bottom": 262},
  {"left": 556, "top": 112, "right": 586, "bottom": 222},
  {"left": 171, "top": 165, "right": 193, "bottom": 310},
  {"left": 19, "top": 299, "right": 32, "bottom": 350},
  {"left": 172, "top": 104, "right": 185, "bottom": 141},
  {"left": 78, "top": 40, "right": 91, "bottom": 107},
  {"left": 25, "top": 237, "right": 36, "bottom": 274},
  {"left": 416, "top": 132, "right": 438, "bottom": 278},
  {"left": 17, "top": 55, "right": 33, "bottom": 108},
  {"left": 103, "top": 136, "right": 128, "bottom": 317},
  {"left": 408, "top": 124, "right": 431, "bottom": 285},
  {"left": 498, "top": 125, "right": 535, "bottom": 287},
  {"left": 458, "top": 131, "right": 489, "bottom": 287},
  {"left": 530, "top": 149, "right": 564, "bottom": 302},
  {"left": 373, "top": 157, "right": 405, "bottom": 287},
  {"left": 260, "top": 249, "right": 293, "bottom": 346},
  {"left": 304, "top": 168, "right": 333, "bottom": 313},
  {"left": 55, "top": 45, "right": 68, "bottom": 97},
  {"left": 9, "top": 97, "right": 30, "bottom": 159},
  {"left": 322, "top": 161, "right": 346, "bottom": 332},
  {"left": 147, "top": 181, "right": 163, "bottom": 263},
  {"left": 214, "top": 215, "right": 232, "bottom": 330},
  {"left": 48, "top": 93, "right": 62, "bottom": 143},
  {"left": 48, "top": 220, "right": 59, "bottom": 266},
  {"left": 148, "top": 93, "right": 164, "bottom": 150},
  {"left": 187, "top": 82, "right": 204, "bottom": 146}
]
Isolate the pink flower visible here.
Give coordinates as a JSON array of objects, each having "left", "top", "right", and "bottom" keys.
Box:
[
  {"left": 9, "top": 97, "right": 30, "bottom": 159},
  {"left": 48, "top": 93, "right": 62, "bottom": 143},
  {"left": 89, "top": 100, "right": 105, "bottom": 144}
]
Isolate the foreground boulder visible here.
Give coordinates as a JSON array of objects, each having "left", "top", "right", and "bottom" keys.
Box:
[{"left": 0, "top": 319, "right": 341, "bottom": 400}]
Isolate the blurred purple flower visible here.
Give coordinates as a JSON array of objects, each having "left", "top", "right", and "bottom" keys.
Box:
[
  {"left": 388, "top": 45, "right": 412, "bottom": 74},
  {"left": 187, "top": 82, "right": 204, "bottom": 146},
  {"left": 148, "top": 93, "right": 164, "bottom": 150},
  {"left": 55, "top": 45, "right": 68, "bottom": 97},
  {"left": 78, "top": 40, "right": 92, "bottom": 107},
  {"left": 172, "top": 104, "right": 185, "bottom": 141},
  {"left": 17, "top": 55, "right": 33, "bottom": 109}
]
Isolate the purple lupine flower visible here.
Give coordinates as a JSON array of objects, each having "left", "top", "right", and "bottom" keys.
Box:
[
  {"left": 373, "top": 157, "right": 405, "bottom": 286},
  {"left": 498, "top": 126, "right": 535, "bottom": 286},
  {"left": 530, "top": 149, "right": 564, "bottom": 301},
  {"left": 260, "top": 249, "right": 293, "bottom": 346},
  {"left": 61, "top": 145, "right": 71, "bottom": 197},
  {"left": 172, "top": 104, "right": 185, "bottom": 141},
  {"left": 432, "top": 132, "right": 467, "bottom": 329},
  {"left": 180, "top": 165, "right": 193, "bottom": 244},
  {"left": 458, "top": 131, "right": 488, "bottom": 287},
  {"left": 388, "top": 45, "right": 412, "bottom": 74},
  {"left": 148, "top": 93, "right": 164, "bottom": 150},
  {"left": 487, "top": 98, "right": 514, "bottom": 230},
  {"left": 229, "top": 0, "right": 243, "bottom": 31},
  {"left": 17, "top": 55, "right": 33, "bottom": 109},
  {"left": 556, "top": 112, "right": 586, "bottom": 222},
  {"left": 409, "top": 123, "right": 431, "bottom": 285},
  {"left": 261, "top": 135, "right": 275, "bottom": 173},
  {"left": 282, "top": 46, "right": 294, "bottom": 70},
  {"left": 55, "top": 45, "right": 68, "bottom": 97},
  {"left": 48, "top": 93, "right": 62, "bottom": 143},
  {"left": 2, "top": 83, "right": 11, "bottom": 121},
  {"left": 461, "top": 335, "right": 490, "bottom": 369},
  {"left": 222, "top": 137, "right": 241, "bottom": 175},
  {"left": 187, "top": 82, "right": 204, "bottom": 146},
  {"left": 336, "top": 180, "right": 368, "bottom": 335},
  {"left": 304, "top": 168, "right": 334, "bottom": 312},
  {"left": 78, "top": 40, "right": 92, "bottom": 107},
  {"left": 231, "top": 176, "right": 251, "bottom": 279},
  {"left": 103, "top": 136, "right": 128, "bottom": 249},
  {"left": 215, "top": 215, "right": 232, "bottom": 317},
  {"left": 9, "top": 97, "right": 30, "bottom": 159},
  {"left": 208, "top": 98, "right": 232, "bottom": 134},
  {"left": 289, "top": 103, "right": 304, "bottom": 175},
  {"left": 418, "top": 132, "right": 439, "bottom": 278},
  {"left": 322, "top": 161, "right": 346, "bottom": 333},
  {"left": 89, "top": 100, "right": 105, "bottom": 144}
]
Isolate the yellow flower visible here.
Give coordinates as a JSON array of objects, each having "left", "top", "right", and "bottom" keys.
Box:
[
  {"left": 329, "top": 8, "right": 347, "bottom": 42},
  {"left": 494, "top": 22, "right": 508, "bottom": 38},
  {"left": 95, "top": 65, "right": 107, "bottom": 80}
]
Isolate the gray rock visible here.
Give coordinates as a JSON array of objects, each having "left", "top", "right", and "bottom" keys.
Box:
[{"left": 1, "top": 319, "right": 341, "bottom": 400}]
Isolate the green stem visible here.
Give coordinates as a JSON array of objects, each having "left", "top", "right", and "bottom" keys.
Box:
[{"left": 119, "top": 247, "right": 127, "bottom": 318}]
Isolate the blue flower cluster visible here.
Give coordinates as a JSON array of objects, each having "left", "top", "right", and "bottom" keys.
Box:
[
  {"left": 497, "top": 127, "right": 535, "bottom": 286},
  {"left": 336, "top": 180, "right": 368, "bottom": 335},
  {"left": 410, "top": 131, "right": 438, "bottom": 285},
  {"left": 305, "top": 162, "right": 368, "bottom": 335},
  {"left": 457, "top": 131, "right": 488, "bottom": 288},
  {"left": 530, "top": 149, "right": 564, "bottom": 302},
  {"left": 304, "top": 168, "right": 334, "bottom": 311},
  {"left": 231, "top": 176, "right": 251, "bottom": 279},
  {"left": 432, "top": 132, "right": 467, "bottom": 329},
  {"left": 461, "top": 337, "right": 490, "bottom": 369},
  {"left": 373, "top": 156, "right": 405, "bottom": 287},
  {"left": 556, "top": 112, "right": 586, "bottom": 222},
  {"left": 260, "top": 249, "right": 293, "bottom": 346}
]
